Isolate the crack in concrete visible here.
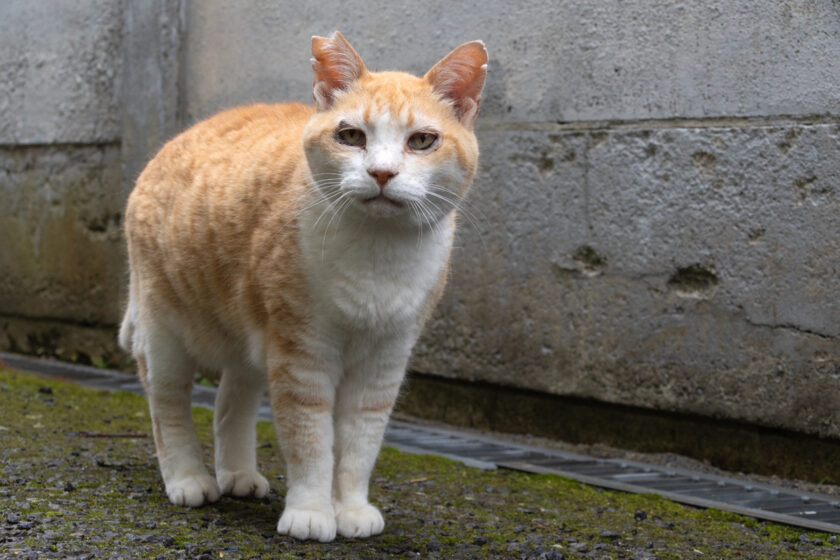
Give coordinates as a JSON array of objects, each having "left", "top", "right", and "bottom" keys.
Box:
[{"left": 742, "top": 317, "right": 836, "bottom": 341}]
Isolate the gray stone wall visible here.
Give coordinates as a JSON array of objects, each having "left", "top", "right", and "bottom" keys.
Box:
[
  {"left": 181, "top": 1, "right": 840, "bottom": 437},
  {"left": 0, "top": 0, "right": 122, "bottom": 144},
  {"left": 0, "top": 0, "right": 124, "bottom": 365},
  {"left": 2, "top": 0, "right": 839, "bottom": 436}
]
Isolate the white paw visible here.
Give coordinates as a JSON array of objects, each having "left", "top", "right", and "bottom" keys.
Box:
[
  {"left": 335, "top": 503, "right": 385, "bottom": 538},
  {"left": 217, "top": 469, "right": 270, "bottom": 498},
  {"left": 276, "top": 506, "right": 337, "bottom": 542},
  {"left": 165, "top": 473, "right": 221, "bottom": 507}
]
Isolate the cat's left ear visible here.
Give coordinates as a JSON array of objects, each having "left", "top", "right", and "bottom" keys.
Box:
[
  {"left": 311, "top": 31, "right": 367, "bottom": 110},
  {"left": 424, "top": 41, "right": 488, "bottom": 128}
]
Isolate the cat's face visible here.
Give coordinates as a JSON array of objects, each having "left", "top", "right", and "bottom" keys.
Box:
[{"left": 302, "top": 33, "right": 487, "bottom": 227}]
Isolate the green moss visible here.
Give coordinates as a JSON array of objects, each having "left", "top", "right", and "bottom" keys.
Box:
[{"left": 1, "top": 368, "right": 837, "bottom": 559}]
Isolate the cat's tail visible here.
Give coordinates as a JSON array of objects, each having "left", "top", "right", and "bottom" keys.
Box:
[
  {"left": 118, "top": 269, "right": 138, "bottom": 353},
  {"left": 118, "top": 298, "right": 135, "bottom": 353}
]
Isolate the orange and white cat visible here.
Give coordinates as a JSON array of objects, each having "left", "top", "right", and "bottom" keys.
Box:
[{"left": 119, "top": 31, "right": 486, "bottom": 542}]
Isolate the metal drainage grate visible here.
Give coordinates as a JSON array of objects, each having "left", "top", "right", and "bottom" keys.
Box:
[
  {"left": 384, "top": 422, "right": 840, "bottom": 534},
  {"left": 3, "top": 351, "right": 838, "bottom": 534}
]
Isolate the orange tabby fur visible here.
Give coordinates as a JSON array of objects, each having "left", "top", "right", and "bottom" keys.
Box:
[{"left": 120, "top": 31, "right": 486, "bottom": 541}]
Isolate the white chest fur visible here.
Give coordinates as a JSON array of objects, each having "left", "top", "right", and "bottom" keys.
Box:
[{"left": 300, "top": 207, "right": 452, "bottom": 335}]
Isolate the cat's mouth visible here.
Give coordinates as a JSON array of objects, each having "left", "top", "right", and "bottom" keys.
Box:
[{"left": 361, "top": 194, "right": 404, "bottom": 208}]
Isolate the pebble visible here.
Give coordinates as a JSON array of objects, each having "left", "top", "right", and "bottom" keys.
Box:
[
  {"left": 5, "top": 512, "right": 20, "bottom": 524},
  {"left": 157, "top": 535, "right": 175, "bottom": 547},
  {"left": 42, "top": 530, "right": 60, "bottom": 541},
  {"left": 600, "top": 530, "right": 621, "bottom": 539}
]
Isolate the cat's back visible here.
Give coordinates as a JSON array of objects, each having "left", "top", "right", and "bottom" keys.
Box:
[
  {"left": 129, "top": 102, "right": 315, "bottom": 206},
  {"left": 126, "top": 102, "right": 315, "bottom": 251},
  {"left": 124, "top": 103, "right": 315, "bottom": 333},
  {"left": 126, "top": 103, "right": 314, "bottom": 221}
]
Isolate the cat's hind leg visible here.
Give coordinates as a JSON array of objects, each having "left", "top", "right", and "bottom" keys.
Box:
[
  {"left": 213, "top": 366, "right": 270, "bottom": 498},
  {"left": 136, "top": 324, "right": 221, "bottom": 507}
]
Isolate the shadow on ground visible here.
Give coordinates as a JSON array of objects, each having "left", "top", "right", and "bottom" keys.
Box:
[{"left": 1, "top": 368, "right": 838, "bottom": 559}]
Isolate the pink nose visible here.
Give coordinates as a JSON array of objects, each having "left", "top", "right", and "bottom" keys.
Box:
[{"left": 368, "top": 168, "right": 397, "bottom": 188}]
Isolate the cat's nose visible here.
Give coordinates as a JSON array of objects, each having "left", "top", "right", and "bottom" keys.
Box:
[{"left": 367, "top": 168, "right": 398, "bottom": 188}]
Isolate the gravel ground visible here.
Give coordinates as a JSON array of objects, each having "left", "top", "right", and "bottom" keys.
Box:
[{"left": 2, "top": 368, "right": 840, "bottom": 559}]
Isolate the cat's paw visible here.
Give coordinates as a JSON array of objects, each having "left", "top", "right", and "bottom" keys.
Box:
[
  {"left": 276, "top": 506, "right": 337, "bottom": 542},
  {"left": 165, "top": 474, "right": 221, "bottom": 507},
  {"left": 217, "top": 469, "right": 270, "bottom": 498},
  {"left": 335, "top": 503, "right": 385, "bottom": 538}
]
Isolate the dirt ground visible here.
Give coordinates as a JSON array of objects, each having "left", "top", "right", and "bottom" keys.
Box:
[{"left": 2, "top": 368, "right": 839, "bottom": 559}]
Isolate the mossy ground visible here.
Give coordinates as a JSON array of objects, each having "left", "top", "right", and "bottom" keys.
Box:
[{"left": 1, "top": 368, "right": 838, "bottom": 559}]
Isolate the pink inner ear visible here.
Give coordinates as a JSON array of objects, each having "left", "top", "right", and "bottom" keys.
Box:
[
  {"left": 425, "top": 41, "right": 488, "bottom": 125},
  {"left": 311, "top": 32, "right": 366, "bottom": 108}
]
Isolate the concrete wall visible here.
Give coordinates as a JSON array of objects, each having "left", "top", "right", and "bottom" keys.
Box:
[
  {"left": 0, "top": 0, "right": 125, "bottom": 366},
  {"left": 181, "top": 1, "right": 840, "bottom": 437},
  {"left": 2, "top": 0, "right": 839, "bottom": 437}
]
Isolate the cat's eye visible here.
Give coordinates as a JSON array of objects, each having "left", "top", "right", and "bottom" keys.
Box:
[
  {"left": 407, "top": 132, "right": 439, "bottom": 151},
  {"left": 336, "top": 128, "right": 366, "bottom": 147}
]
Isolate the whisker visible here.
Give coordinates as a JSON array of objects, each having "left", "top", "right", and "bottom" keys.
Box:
[
  {"left": 408, "top": 200, "right": 426, "bottom": 249},
  {"left": 424, "top": 189, "right": 487, "bottom": 252},
  {"left": 312, "top": 191, "right": 352, "bottom": 230},
  {"left": 320, "top": 194, "right": 355, "bottom": 261},
  {"left": 427, "top": 185, "right": 489, "bottom": 224}
]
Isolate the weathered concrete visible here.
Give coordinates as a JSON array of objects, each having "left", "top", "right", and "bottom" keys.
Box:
[
  {"left": 120, "top": 0, "right": 186, "bottom": 199},
  {"left": 0, "top": 145, "right": 125, "bottom": 325},
  {"left": 0, "top": 315, "right": 124, "bottom": 369},
  {"left": 0, "top": 0, "right": 122, "bottom": 144},
  {"left": 182, "top": 1, "right": 840, "bottom": 124},
  {"left": 412, "top": 122, "right": 840, "bottom": 437},
  {"left": 1, "top": 0, "right": 839, "bottom": 441},
  {"left": 179, "top": 0, "right": 840, "bottom": 439},
  {"left": 0, "top": 0, "right": 125, "bottom": 367}
]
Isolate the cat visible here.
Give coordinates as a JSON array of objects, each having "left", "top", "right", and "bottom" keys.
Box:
[{"left": 118, "top": 31, "right": 486, "bottom": 542}]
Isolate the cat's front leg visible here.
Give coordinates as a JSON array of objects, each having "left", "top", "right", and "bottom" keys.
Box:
[
  {"left": 269, "top": 362, "right": 338, "bottom": 542},
  {"left": 332, "top": 344, "right": 410, "bottom": 538}
]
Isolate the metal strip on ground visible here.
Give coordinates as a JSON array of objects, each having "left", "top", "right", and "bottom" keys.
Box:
[{"left": 2, "top": 351, "right": 838, "bottom": 534}]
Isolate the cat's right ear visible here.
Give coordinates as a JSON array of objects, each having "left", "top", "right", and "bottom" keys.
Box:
[{"left": 311, "top": 31, "right": 367, "bottom": 110}]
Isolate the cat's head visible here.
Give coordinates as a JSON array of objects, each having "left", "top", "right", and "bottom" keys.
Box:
[{"left": 302, "top": 31, "right": 486, "bottom": 225}]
